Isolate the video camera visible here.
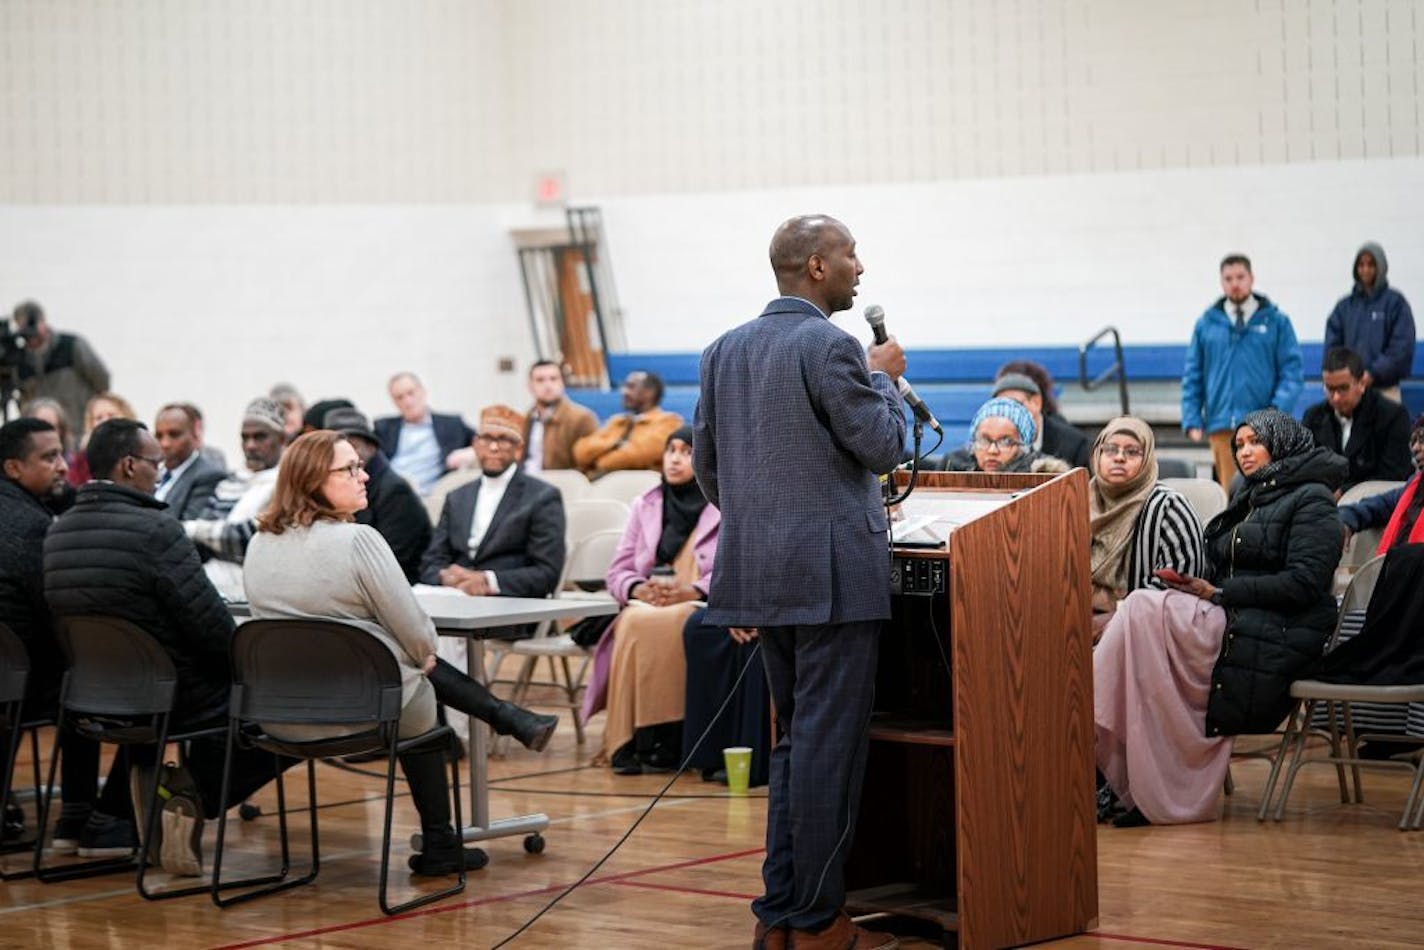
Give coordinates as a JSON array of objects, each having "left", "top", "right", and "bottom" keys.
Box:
[{"left": 0, "top": 316, "right": 34, "bottom": 370}]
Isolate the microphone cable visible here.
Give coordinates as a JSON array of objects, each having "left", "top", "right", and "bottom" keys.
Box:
[{"left": 490, "top": 638, "right": 764, "bottom": 949}]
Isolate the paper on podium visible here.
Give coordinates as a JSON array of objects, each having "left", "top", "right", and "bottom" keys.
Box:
[{"left": 891, "top": 492, "right": 1016, "bottom": 546}]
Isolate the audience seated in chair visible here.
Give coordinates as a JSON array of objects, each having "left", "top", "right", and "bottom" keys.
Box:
[
  {"left": 66, "top": 392, "right": 138, "bottom": 487},
  {"left": 939, "top": 397, "right": 1069, "bottom": 474},
  {"left": 243, "top": 430, "right": 557, "bottom": 876},
  {"left": 993, "top": 362, "right": 1092, "bottom": 468},
  {"left": 1301, "top": 347, "right": 1412, "bottom": 491},
  {"left": 152, "top": 403, "right": 227, "bottom": 521},
  {"left": 572, "top": 370, "right": 684, "bottom": 477},
  {"left": 21, "top": 398, "right": 78, "bottom": 512},
  {"left": 1095, "top": 410, "right": 1345, "bottom": 827},
  {"left": 1088, "top": 416, "right": 1206, "bottom": 636},
  {"left": 519, "top": 360, "right": 598, "bottom": 474},
  {"left": 1338, "top": 413, "right": 1424, "bottom": 554},
  {"left": 182, "top": 397, "right": 287, "bottom": 601},
  {"left": 0, "top": 418, "right": 122, "bottom": 856},
  {"left": 375, "top": 372, "right": 475, "bottom": 496},
  {"left": 43, "top": 418, "right": 293, "bottom": 875},
  {"left": 582, "top": 427, "right": 719, "bottom": 775},
  {"left": 323, "top": 407, "right": 430, "bottom": 584}
]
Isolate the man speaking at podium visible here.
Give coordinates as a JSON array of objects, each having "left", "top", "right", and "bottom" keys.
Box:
[{"left": 694, "top": 215, "right": 907, "bottom": 950}]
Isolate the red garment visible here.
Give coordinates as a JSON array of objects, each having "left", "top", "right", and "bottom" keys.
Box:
[
  {"left": 65, "top": 451, "right": 89, "bottom": 488},
  {"left": 1376, "top": 475, "right": 1424, "bottom": 553}
]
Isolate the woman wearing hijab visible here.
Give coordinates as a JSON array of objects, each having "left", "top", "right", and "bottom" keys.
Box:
[
  {"left": 1088, "top": 416, "right": 1206, "bottom": 633},
  {"left": 582, "top": 427, "right": 721, "bottom": 774},
  {"left": 939, "top": 397, "right": 1069, "bottom": 474},
  {"left": 1094, "top": 409, "right": 1345, "bottom": 826}
]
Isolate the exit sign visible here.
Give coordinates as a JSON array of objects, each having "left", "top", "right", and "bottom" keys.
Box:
[{"left": 535, "top": 172, "right": 566, "bottom": 207}]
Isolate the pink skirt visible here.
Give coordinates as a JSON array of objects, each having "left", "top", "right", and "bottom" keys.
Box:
[{"left": 1095, "top": 587, "right": 1233, "bottom": 824}]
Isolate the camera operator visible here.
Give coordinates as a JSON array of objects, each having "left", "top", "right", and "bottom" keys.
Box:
[{"left": 11, "top": 301, "right": 110, "bottom": 436}]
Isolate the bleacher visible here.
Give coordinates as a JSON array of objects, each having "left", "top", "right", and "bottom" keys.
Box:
[{"left": 572, "top": 345, "right": 1424, "bottom": 458}]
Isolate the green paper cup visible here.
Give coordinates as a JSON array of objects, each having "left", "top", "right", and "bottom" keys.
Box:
[{"left": 723, "top": 746, "right": 753, "bottom": 796}]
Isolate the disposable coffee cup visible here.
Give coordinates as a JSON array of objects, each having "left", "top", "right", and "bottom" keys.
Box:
[{"left": 723, "top": 746, "right": 753, "bottom": 795}]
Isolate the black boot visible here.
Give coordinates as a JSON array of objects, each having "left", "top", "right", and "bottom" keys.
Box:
[
  {"left": 490, "top": 702, "right": 559, "bottom": 752},
  {"left": 428, "top": 658, "right": 558, "bottom": 752},
  {"left": 399, "top": 748, "right": 488, "bottom": 876}
]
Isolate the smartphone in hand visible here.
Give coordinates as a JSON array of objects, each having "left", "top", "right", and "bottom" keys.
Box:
[{"left": 1153, "top": 568, "right": 1188, "bottom": 585}]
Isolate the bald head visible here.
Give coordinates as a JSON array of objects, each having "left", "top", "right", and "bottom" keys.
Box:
[{"left": 768, "top": 214, "right": 862, "bottom": 315}]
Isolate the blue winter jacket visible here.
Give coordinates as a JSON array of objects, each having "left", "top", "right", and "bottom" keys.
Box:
[
  {"left": 1324, "top": 242, "right": 1416, "bottom": 388},
  {"left": 1182, "top": 294, "right": 1304, "bottom": 434}
]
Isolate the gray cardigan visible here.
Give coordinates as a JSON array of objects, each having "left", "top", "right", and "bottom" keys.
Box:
[{"left": 244, "top": 520, "right": 438, "bottom": 736}]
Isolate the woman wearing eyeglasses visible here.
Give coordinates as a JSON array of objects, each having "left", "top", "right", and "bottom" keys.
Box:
[
  {"left": 1088, "top": 416, "right": 1205, "bottom": 633},
  {"left": 244, "top": 430, "right": 557, "bottom": 876},
  {"left": 939, "top": 397, "right": 1070, "bottom": 474}
]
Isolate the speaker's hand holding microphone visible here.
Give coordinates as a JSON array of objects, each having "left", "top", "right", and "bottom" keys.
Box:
[
  {"left": 864, "top": 305, "right": 942, "bottom": 435},
  {"left": 867, "top": 333, "right": 906, "bottom": 380}
]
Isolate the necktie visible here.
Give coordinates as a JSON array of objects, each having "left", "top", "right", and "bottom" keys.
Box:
[
  {"left": 158, "top": 469, "right": 173, "bottom": 488},
  {"left": 1234, "top": 305, "right": 1245, "bottom": 332}
]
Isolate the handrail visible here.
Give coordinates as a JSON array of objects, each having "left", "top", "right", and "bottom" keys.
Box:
[{"left": 1078, "top": 326, "right": 1130, "bottom": 416}]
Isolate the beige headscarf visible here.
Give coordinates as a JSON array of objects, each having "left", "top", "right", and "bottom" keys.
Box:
[{"left": 1089, "top": 416, "right": 1158, "bottom": 606}]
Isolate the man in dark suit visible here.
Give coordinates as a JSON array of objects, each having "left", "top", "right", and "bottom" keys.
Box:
[
  {"left": 420, "top": 403, "right": 566, "bottom": 601},
  {"left": 153, "top": 404, "right": 227, "bottom": 520},
  {"left": 1302, "top": 346, "right": 1412, "bottom": 491},
  {"left": 324, "top": 406, "right": 431, "bottom": 583},
  {"left": 374, "top": 372, "right": 476, "bottom": 495},
  {"left": 695, "top": 215, "right": 906, "bottom": 950}
]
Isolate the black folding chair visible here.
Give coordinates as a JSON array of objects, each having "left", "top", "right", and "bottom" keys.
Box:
[
  {"left": 211, "top": 619, "right": 463, "bottom": 916},
  {"left": 0, "top": 622, "right": 50, "bottom": 881},
  {"left": 34, "top": 616, "right": 281, "bottom": 899}
]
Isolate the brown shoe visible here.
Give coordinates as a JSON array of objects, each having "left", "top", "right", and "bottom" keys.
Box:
[
  {"left": 752, "top": 920, "right": 788, "bottom": 950},
  {"left": 789, "top": 913, "right": 899, "bottom": 949}
]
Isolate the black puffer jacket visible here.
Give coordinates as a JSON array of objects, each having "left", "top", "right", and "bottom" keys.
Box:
[
  {"left": 44, "top": 482, "right": 235, "bottom": 722},
  {"left": 0, "top": 478, "right": 65, "bottom": 703},
  {"left": 1202, "top": 446, "right": 1347, "bottom": 736}
]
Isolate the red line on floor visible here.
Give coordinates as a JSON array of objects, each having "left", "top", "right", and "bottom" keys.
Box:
[
  {"left": 207, "top": 846, "right": 767, "bottom": 950},
  {"left": 1090, "top": 932, "right": 1252, "bottom": 950},
  {"left": 611, "top": 878, "right": 760, "bottom": 901}
]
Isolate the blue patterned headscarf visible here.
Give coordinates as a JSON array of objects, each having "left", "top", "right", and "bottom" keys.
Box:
[{"left": 969, "top": 397, "right": 1037, "bottom": 447}]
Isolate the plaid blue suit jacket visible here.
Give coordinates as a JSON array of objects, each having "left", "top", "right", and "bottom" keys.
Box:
[{"left": 694, "top": 297, "right": 905, "bottom": 627}]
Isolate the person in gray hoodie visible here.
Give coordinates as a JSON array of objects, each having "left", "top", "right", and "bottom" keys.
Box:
[{"left": 1325, "top": 242, "right": 1416, "bottom": 402}]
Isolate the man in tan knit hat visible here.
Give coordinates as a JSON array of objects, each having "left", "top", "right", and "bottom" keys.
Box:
[{"left": 183, "top": 396, "right": 288, "bottom": 600}]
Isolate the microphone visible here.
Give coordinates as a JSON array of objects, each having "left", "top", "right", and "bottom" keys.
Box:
[{"left": 864, "top": 305, "right": 943, "bottom": 435}]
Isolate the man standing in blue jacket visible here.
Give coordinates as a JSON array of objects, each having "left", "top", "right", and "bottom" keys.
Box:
[
  {"left": 1182, "top": 253, "right": 1304, "bottom": 493},
  {"left": 1325, "top": 242, "right": 1416, "bottom": 404}
]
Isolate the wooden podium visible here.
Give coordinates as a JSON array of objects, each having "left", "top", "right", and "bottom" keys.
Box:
[{"left": 844, "top": 469, "right": 1098, "bottom": 949}]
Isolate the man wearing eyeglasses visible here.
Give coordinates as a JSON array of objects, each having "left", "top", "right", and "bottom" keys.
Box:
[
  {"left": 44, "top": 417, "right": 290, "bottom": 875},
  {"left": 420, "top": 404, "right": 566, "bottom": 601}
]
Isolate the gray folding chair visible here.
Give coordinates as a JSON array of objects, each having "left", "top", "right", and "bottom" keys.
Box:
[
  {"left": 211, "top": 619, "right": 463, "bottom": 916},
  {"left": 1261, "top": 556, "right": 1424, "bottom": 829},
  {"left": 0, "top": 622, "right": 47, "bottom": 880}
]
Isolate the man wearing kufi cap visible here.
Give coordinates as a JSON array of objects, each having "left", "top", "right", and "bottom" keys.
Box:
[
  {"left": 420, "top": 404, "right": 567, "bottom": 740},
  {"left": 182, "top": 396, "right": 289, "bottom": 600}
]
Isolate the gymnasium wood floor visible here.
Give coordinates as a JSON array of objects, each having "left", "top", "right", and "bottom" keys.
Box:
[{"left": 5, "top": 674, "right": 1424, "bottom": 949}]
